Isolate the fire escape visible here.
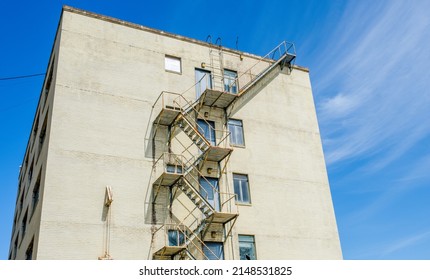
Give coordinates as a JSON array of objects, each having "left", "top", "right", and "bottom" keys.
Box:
[{"left": 149, "top": 41, "right": 295, "bottom": 260}]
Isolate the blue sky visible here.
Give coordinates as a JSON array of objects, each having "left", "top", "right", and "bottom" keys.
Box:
[{"left": 1, "top": 0, "right": 429, "bottom": 260}]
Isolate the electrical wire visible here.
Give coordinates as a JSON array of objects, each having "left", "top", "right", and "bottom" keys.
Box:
[{"left": 0, "top": 73, "right": 45, "bottom": 81}]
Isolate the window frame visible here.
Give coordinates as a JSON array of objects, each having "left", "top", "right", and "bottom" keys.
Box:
[
  {"left": 238, "top": 234, "right": 257, "bottom": 260},
  {"left": 38, "top": 113, "right": 48, "bottom": 157},
  {"left": 233, "top": 173, "right": 251, "bottom": 205},
  {"left": 31, "top": 173, "right": 41, "bottom": 219},
  {"left": 168, "top": 230, "right": 185, "bottom": 246},
  {"left": 195, "top": 68, "right": 212, "bottom": 99},
  {"left": 197, "top": 119, "right": 216, "bottom": 146},
  {"left": 166, "top": 164, "right": 183, "bottom": 174},
  {"left": 203, "top": 242, "right": 224, "bottom": 260},
  {"left": 228, "top": 119, "right": 245, "bottom": 147},
  {"left": 21, "top": 209, "right": 28, "bottom": 235},
  {"left": 25, "top": 237, "right": 34, "bottom": 260},
  {"left": 164, "top": 55, "right": 182, "bottom": 74},
  {"left": 223, "top": 69, "right": 238, "bottom": 94}
]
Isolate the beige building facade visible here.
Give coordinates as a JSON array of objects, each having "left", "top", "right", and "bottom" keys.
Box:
[{"left": 9, "top": 6, "right": 342, "bottom": 260}]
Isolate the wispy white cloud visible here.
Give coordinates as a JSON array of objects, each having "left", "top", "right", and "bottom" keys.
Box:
[
  {"left": 313, "top": 1, "right": 430, "bottom": 169},
  {"left": 319, "top": 92, "right": 364, "bottom": 119},
  {"left": 351, "top": 230, "right": 430, "bottom": 259},
  {"left": 379, "top": 231, "right": 430, "bottom": 257}
]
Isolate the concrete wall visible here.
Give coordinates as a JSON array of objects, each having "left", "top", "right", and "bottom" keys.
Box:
[
  {"left": 228, "top": 69, "right": 342, "bottom": 259},
  {"left": 11, "top": 7, "right": 342, "bottom": 259}
]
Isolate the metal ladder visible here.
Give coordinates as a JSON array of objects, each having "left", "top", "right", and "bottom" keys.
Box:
[{"left": 209, "top": 38, "right": 224, "bottom": 91}]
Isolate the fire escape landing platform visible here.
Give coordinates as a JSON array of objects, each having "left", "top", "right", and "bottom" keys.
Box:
[
  {"left": 204, "top": 146, "right": 232, "bottom": 162},
  {"left": 153, "top": 246, "right": 186, "bottom": 259},
  {"left": 199, "top": 89, "right": 237, "bottom": 109},
  {"left": 153, "top": 107, "right": 181, "bottom": 126},
  {"left": 207, "top": 212, "right": 238, "bottom": 224},
  {"left": 153, "top": 172, "right": 182, "bottom": 187}
]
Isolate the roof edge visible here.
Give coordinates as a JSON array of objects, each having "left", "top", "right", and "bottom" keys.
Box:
[{"left": 62, "top": 5, "right": 309, "bottom": 72}]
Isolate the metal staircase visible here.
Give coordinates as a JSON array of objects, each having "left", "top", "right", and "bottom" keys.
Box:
[
  {"left": 149, "top": 40, "right": 296, "bottom": 260},
  {"left": 176, "top": 117, "right": 210, "bottom": 153},
  {"left": 177, "top": 177, "right": 214, "bottom": 218},
  {"left": 236, "top": 41, "right": 295, "bottom": 96}
]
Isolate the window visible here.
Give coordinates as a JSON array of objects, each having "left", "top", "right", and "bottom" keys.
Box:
[
  {"left": 13, "top": 236, "right": 18, "bottom": 259},
  {"left": 19, "top": 192, "right": 24, "bottom": 211},
  {"left": 25, "top": 238, "right": 34, "bottom": 260},
  {"left": 38, "top": 114, "right": 48, "bottom": 156},
  {"left": 21, "top": 210, "right": 28, "bottom": 235},
  {"left": 168, "top": 230, "right": 185, "bottom": 246},
  {"left": 239, "top": 235, "right": 256, "bottom": 260},
  {"left": 228, "top": 119, "right": 245, "bottom": 146},
  {"left": 45, "top": 56, "right": 54, "bottom": 104},
  {"left": 18, "top": 177, "right": 23, "bottom": 196},
  {"left": 24, "top": 153, "right": 29, "bottom": 175},
  {"left": 224, "top": 69, "right": 238, "bottom": 94},
  {"left": 32, "top": 176, "right": 40, "bottom": 217},
  {"left": 203, "top": 242, "right": 224, "bottom": 260},
  {"left": 166, "top": 164, "right": 183, "bottom": 174},
  {"left": 195, "top": 68, "right": 212, "bottom": 98},
  {"left": 165, "top": 55, "right": 181, "bottom": 73},
  {"left": 197, "top": 119, "right": 216, "bottom": 146},
  {"left": 33, "top": 114, "right": 39, "bottom": 136},
  {"left": 233, "top": 174, "right": 251, "bottom": 204},
  {"left": 28, "top": 160, "right": 34, "bottom": 185},
  {"left": 199, "top": 177, "right": 220, "bottom": 211}
]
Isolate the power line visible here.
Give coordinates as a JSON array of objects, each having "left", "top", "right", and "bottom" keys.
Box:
[{"left": 0, "top": 73, "right": 45, "bottom": 81}]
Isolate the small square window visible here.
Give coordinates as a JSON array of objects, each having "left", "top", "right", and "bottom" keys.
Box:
[
  {"left": 228, "top": 119, "right": 245, "bottom": 146},
  {"left": 239, "top": 235, "right": 256, "bottom": 260},
  {"left": 166, "top": 164, "right": 183, "bottom": 174},
  {"left": 165, "top": 55, "right": 181, "bottom": 73},
  {"left": 233, "top": 174, "right": 251, "bottom": 204}
]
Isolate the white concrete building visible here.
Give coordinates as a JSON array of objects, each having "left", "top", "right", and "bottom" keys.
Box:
[{"left": 9, "top": 6, "right": 342, "bottom": 260}]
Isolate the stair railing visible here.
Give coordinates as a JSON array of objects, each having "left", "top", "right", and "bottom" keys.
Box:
[
  {"left": 229, "top": 41, "right": 296, "bottom": 95},
  {"left": 173, "top": 93, "right": 231, "bottom": 147}
]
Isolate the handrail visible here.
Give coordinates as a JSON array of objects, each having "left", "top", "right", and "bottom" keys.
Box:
[
  {"left": 176, "top": 222, "right": 219, "bottom": 260},
  {"left": 152, "top": 152, "right": 185, "bottom": 171},
  {"left": 153, "top": 221, "right": 220, "bottom": 260},
  {"left": 172, "top": 192, "right": 203, "bottom": 230},
  {"left": 152, "top": 150, "right": 236, "bottom": 214},
  {"left": 230, "top": 41, "right": 295, "bottom": 94},
  {"left": 171, "top": 134, "right": 199, "bottom": 168},
  {"left": 152, "top": 41, "right": 295, "bottom": 114},
  {"left": 152, "top": 91, "right": 183, "bottom": 109},
  {"left": 172, "top": 93, "right": 231, "bottom": 147},
  {"left": 181, "top": 177, "right": 214, "bottom": 212},
  {"left": 179, "top": 115, "right": 212, "bottom": 148},
  {"left": 152, "top": 90, "right": 231, "bottom": 148},
  {"left": 181, "top": 155, "right": 236, "bottom": 212},
  {"left": 152, "top": 223, "right": 188, "bottom": 255},
  {"left": 185, "top": 168, "right": 236, "bottom": 213}
]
